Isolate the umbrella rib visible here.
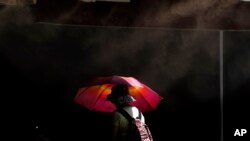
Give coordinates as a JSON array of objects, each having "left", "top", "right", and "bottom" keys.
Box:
[
  {"left": 92, "top": 84, "right": 112, "bottom": 110},
  {"left": 144, "top": 85, "right": 163, "bottom": 109},
  {"left": 138, "top": 92, "right": 154, "bottom": 111},
  {"left": 133, "top": 85, "right": 162, "bottom": 111},
  {"left": 77, "top": 87, "right": 97, "bottom": 110}
]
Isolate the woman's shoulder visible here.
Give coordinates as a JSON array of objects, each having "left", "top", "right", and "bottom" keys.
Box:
[
  {"left": 123, "top": 106, "right": 143, "bottom": 118},
  {"left": 123, "top": 106, "right": 138, "bottom": 111}
]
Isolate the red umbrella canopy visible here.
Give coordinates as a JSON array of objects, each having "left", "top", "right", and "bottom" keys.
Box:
[{"left": 74, "top": 75, "right": 163, "bottom": 112}]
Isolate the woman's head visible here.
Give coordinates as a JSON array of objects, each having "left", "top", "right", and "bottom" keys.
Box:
[{"left": 107, "top": 84, "right": 135, "bottom": 106}]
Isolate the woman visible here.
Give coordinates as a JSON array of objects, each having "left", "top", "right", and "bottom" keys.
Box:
[{"left": 107, "top": 84, "right": 145, "bottom": 141}]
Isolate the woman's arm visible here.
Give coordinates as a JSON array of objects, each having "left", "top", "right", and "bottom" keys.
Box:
[
  {"left": 111, "top": 112, "right": 121, "bottom": 141},
  {"left": 111, "top": 124, "right": 119, "bottom": 141}
]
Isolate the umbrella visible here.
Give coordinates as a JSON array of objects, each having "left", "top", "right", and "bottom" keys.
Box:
[{"left": 74, "top": 75, "right": 163, "bottom": 112}]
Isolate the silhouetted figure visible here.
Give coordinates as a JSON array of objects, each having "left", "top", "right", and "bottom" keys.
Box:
[{"left": 107, "top": 84, "right": 148, "bottom": 141}]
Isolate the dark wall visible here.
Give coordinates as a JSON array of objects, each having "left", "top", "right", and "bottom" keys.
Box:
[
  {"left": 34, "top": 0, "right": 249, "bottom": 29},
  {"left": 1, "top": 0, "right": 250, "bottom": 30},
  {"left": 0, "top": 24, "right": 221, "bottom": 141},
  {"left": 224, "top": 31, "right": 250, "bottom": 141}
]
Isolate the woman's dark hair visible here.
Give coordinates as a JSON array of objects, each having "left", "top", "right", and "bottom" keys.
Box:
[
  {"left": 111, "top": 84, "right": 129, "bottom": 95},
  {"left": 107, "top": 84, "right": 129, "bottom": 101}
]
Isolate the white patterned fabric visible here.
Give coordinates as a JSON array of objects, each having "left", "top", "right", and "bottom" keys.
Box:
[{"left": 115, "top": 95, "right": 136, "bottom": 105}]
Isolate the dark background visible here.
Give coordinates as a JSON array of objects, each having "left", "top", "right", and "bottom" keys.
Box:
[
  {"left": 224, "top": 31, "right": 250, "bottom": 141},
  {"left": 0, "top": 0, "right": 250, "bottom": 30},
  {"left": 0, "top": 0, "right": 249, "bottom": 141},
  {"left": 1, "top": 25, "right": 220, "bottom": 141}
]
